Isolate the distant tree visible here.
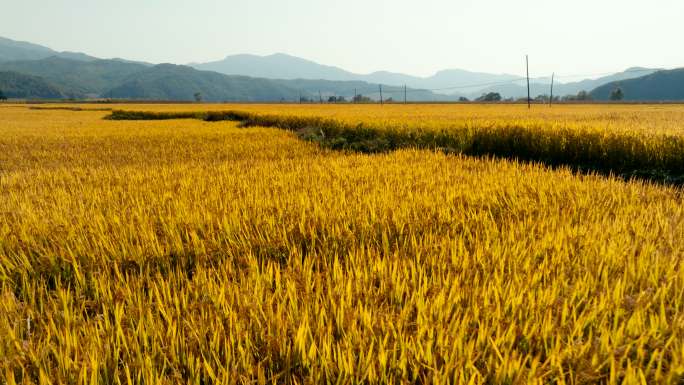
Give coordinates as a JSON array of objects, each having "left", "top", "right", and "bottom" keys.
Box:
[
  {"left": 476, "top": 92, "right": 502, "bottom": 102},
  {"left": 576, "top": 90, "right": 592, "bottom": 101},
  {"left": 336, "top": 96, "right": 346, "bottom": 103},
  {"left": 458, "top": 96, "right": 469, "bottom": 102},
  {"left": 328, "top": 96, "right": 337, "bottom": 103},
  {"left": 193, "top": 92, "right": 202, "bottom": 102},
  {"left": 385, "top": 97, "right": 394, "bottom": 103},
  {"left": 561, "top": 91, "right": 592, "bottom": 102},
  {"left": 0, "top": 89, "right": 6, "bottom": 101},
  {"left": 610, "top": 87, "right": 624, "bottom": 101},
  {"left": 353, "top": 94, "right": 372, "bottom": 103},
  {"left": 300, "top": 96, "right": 310, "bottom": 103}
]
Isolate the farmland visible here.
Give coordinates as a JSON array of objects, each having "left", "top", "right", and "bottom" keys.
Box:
[
  {"left": 104, "top": 103, "right": 684, "bottom": 183},
  {"left": 1, "top": 104, "right": 684, "bottom": 384}
]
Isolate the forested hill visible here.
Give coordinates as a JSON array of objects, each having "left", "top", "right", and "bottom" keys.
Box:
[
  {"left": 0, "top": 71, "right": 65, "bottom": 98},
  {"left": 591, "top": 69, "right": 684, "bottom": 101}
]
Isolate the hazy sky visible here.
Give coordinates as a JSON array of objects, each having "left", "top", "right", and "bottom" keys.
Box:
[{"left": 3, "top": 0, "right": 683, "bottom": 79}]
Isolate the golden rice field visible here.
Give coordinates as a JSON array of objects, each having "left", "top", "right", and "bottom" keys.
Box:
[
  {"left": 1, "top": 104, "right": 684, "bottom": 384},
  {"left": 100, "top": 103, "right": 684, "bottom": 135},
  {"left": 101, "top": 103, "right": 684, "bottom": 181}
]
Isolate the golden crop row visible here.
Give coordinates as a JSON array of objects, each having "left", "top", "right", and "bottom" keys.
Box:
[
  {"left": 101, "top": 103, "right": 684, "bottom": 180},
  {"left": 1, "top": 106, "right": 684, "bottom": 384},
  {"left": 102, "top": 103, "right": 684, "bottom": 135},
  {"left": 27, "top": 103, "right": 684, "bottom": 135}
]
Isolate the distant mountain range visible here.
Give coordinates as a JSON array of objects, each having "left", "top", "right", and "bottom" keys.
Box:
[
  {"left": 0, "top": 56, "right": 450, "bottom": 102},
  {"left": 1, "top": 36, "right": 101, "bottom": 63},
  {"left": 0, "top": 35, "right": 680, "bottom": 101},
  {"left": 103, "top": 64, "right": 302, "bottom": 101},
  {"left": 190, "top": 54, "right": 662, "bottom": 99},
  {"left": 193, "top": 53, "right": 521, "bottom": 94}
]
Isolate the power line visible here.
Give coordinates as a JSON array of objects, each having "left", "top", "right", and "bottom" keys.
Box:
[{"left": 303, "top": 66, "right": 669, "bottom": 100}]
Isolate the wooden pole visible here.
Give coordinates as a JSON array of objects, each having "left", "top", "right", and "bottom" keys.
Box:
[
  {"left": 319, "top": 90, "right": 322, "bottom": 104},
  {"left": 526, "top": 55, "right": 531, "bottom": 109},
  {"left": 549, "top": 72, "right": 554, "bottom": 107},
  {"left": 404, "top": 84, "right": 407, "bottom": 104},
  {"left": 379, "top": 84, "right": 383, "bottom": 105}
]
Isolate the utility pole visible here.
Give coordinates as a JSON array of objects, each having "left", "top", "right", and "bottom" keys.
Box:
[
  {"left": 526, "top": 55, "right": 531, "bottom": 109},
  {"left": 319, "top": 90, "right": 322, "bottom": 104},
  {"left": 549, "top": 72, "right": 555, "bottom": 107},
  {"left": 298, "top": 90, "right": 301, "bottom": 104},
  {"left": 354, "top": 88, "right": 357, "bottom": 104},
  {"left": 379, "top": 84, "right": 383, "bottom": 105},
  {"left": 404, "top": 84, "right": 407, "bottom": 104}
]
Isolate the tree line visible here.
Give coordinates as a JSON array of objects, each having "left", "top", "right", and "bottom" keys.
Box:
[
  {"left": 474, "top": 87, "right": 624, "bottom": 103},
  {"left": 0, "top": 86, "right": 625, "bottom": 103}
]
